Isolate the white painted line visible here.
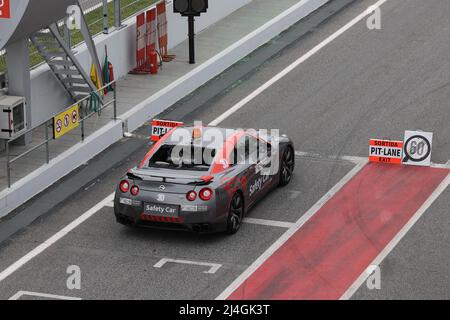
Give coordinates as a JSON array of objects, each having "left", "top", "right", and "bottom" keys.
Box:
[
  {"left": 209, "top": 0, "right": 389, "bottom": 126},
  {"left": 104, "top": 201, "right": 114, "bottom": 208},
  {"left": 340, "top": 155, "right": 369, "bottom": 165},
  {"left": 8, "top": 290, "right": 82, "bottom": 300},
  {"left": 154, "top": 258, "right": 222, "bottom": 274},
  {"left": 288, "top": 190, "right": 302, "bottom": 199},
  {"left": 243, "top": 218, "right": 294, "bottom": 229},
  {"left": 0, "top": 193, "right": 115, "bottom": 283},
  {"left": 216, "top": 158, "right": 368, "bottom": 299},
  {"left": 340, "top": 173, "right": 450, "bottom": 300},
  {"left": 431, "top": 162, "right": 450, "bottom": 169},
  {"left": 295, "top": 151, "right": 367, "bottom": 165}
]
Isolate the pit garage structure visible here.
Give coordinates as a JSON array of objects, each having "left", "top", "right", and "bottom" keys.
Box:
[{"left": 0, "top": 0, "right": 103, "bottom": 144}]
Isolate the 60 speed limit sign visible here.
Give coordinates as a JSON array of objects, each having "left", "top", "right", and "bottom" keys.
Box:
[{"left": 402, "top": 131, "right": 433, "bottom": 167}]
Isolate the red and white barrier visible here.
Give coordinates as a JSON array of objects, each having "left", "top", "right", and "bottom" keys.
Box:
[
  {"left": 146, "top": 8, "right": 157, "bottom": 53},
  {"left": 131, "top": 9, "right": 160, "bottom": 74},
  {"left": 132, "top": 12, "right": 147, "bottom": 72},
  {"left": 146, "top": 8, "right": 159, "bottom": 74},
  {"left": 157, "top": 1, "right": 175, "bottom": 62}
]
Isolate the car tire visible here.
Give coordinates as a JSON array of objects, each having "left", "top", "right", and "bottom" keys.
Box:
[
  {"left": 279, "top": 147, "right": 295, "bottom": 187},
  {"left": 226, "top": 192, "right": 244, "bottom": 235}
]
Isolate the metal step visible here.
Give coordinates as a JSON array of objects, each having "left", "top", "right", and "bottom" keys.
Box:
[
  {"left": 61, "top": 77, "right": 87, "bottom": 84},
  {"left": 53, "top": 68, "right": 81, "bottom": 76},
  {"left": 42, "top": 51, "right": 67, "bottom": 58},
  {"left": 34, "top": 32, "right": 54, "bottom": 38},
  {"left": 68, "top": 85, "right": 92, "bottom": 93},
  {"left": 34, "top": 41, "right": 61, "bottom": 49},
  {"left": 48, "top": 59, "right": 74, "bottom": 67}
]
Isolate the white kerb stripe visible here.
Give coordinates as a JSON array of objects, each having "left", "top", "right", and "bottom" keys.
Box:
[{"left": 243, "top": 218, "right": 294, "bottom": 228}]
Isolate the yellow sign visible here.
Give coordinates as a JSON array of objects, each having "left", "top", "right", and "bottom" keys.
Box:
[{"left": 53, "top": 105, "right": 80, "bottom": 139}]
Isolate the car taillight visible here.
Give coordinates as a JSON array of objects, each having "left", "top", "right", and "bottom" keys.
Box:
[
  {"left": 199, "top": 188, "right": 213, "bottom": 201},
  {"left": 130, "top": 185, "right": 140, "bottom": 196},
  {"left": 119, "top": 180, "right": 130, "bottom": 193},
  {"left": 186, "top": 190, "right": 197, "bottom": 201}
]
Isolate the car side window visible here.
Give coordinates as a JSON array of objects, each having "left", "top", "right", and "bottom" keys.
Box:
[
  {"left": 230, "top": 135, "right": 271, "bottom": 166},
  {"left": 247, "top": 136, "right": 259, "bottom": 164},
  {"left": 258, "top": 139, "right": 272, "bottom": 161}
]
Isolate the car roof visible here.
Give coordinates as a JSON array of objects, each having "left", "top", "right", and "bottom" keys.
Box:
[{"left": 163, "top": 126, "right": 240, "bottom": 149}]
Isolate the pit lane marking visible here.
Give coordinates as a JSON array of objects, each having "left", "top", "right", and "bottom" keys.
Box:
[
  {"left": 340, "top": 173, "right": 450, "bottom": 300},
  {"left": 216, "top": 158, "right": 368, "bottom": 299},
  {"left": 104, "top": 201, "right": 114, "bottom": 207},
  {"left": 0, "top": 194, "right": 115, "bottom": 283},
  {"left": 8, "top": 290, "right": 82, "bottom": 300},
  {"left": 208, "top": 0, "right": 389, "bottom": 127},
  {"left": 295, "top": 151, "right": 367, "bottom": 165},
  {"left": 153, "top": 258, "right": 222, "bottom": 274},
  {"left": 430, "top": 160, "right": 450, "bottom": 169},
  {"left": 243, "top": 218, "right": 294, "bottom": 229}
]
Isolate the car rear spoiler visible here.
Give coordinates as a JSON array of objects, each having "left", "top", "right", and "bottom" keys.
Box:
[{"left": 127, "top": 168, "right": 213, "bottom": 185}]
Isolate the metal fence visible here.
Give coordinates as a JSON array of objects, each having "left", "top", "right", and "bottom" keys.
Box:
[{"left": 4, "top": 81, "right": 118, "bottom": 188}]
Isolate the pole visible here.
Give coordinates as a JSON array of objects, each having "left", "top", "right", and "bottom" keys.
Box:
[
  {"left": 188, "top": 15, "right": 195, "bottom": 64},
  {"left": 102, "top": 0, "right": 109, "bottom": 34},
  {"left": 45, "top": 121, "right": 50, "bottom": 164},
  {"left": 6, "top": 141, "right": 10, "bottom": 188},
  {"left": 81, "top": 119, "right": 85, "bottom": 142},
  {"left": 114, "top": 0, "right": 122, "bottom": 29},
  {"left": 113, "top": 83, "right": 117, "bottom": 121}
]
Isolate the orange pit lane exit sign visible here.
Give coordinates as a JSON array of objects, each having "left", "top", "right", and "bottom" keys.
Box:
[
  {"left": 0, "top": 0, "right": 11, "bottom": 19},
  {"left": 369, "top": 139, "right": 403, "bottom": 164}
]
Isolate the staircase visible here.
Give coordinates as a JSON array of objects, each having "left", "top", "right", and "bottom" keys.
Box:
[{"left": 30, "top": 23, "right": 98, "bottom": 102}]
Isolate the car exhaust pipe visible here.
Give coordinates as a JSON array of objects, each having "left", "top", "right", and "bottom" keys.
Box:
[{"left": 192, "top": 224, "right": 210, "bottom": 233}]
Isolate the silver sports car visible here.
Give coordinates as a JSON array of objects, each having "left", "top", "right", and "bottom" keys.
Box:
[{"left": 114, "top": 126, "right": 294, "bottom": 234}]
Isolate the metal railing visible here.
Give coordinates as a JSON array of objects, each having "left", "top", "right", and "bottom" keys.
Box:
[{"left": 5, "top": 81, "right": 118, "bottom": 188}]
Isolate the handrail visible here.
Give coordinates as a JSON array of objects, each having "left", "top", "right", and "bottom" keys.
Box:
[
  {"left": 9, "top": 139, "right": 50, "bottom": 164},
  {"left": 7, "top": 80, "right": 117, "bottom": 145},
  {"left": 5, "top": 79, "right": 118, "bottom": 188}
]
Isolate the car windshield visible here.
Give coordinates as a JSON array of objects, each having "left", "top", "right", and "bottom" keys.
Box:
[{"left": 147, "top": 144, "right": 216, "bottom": 171}]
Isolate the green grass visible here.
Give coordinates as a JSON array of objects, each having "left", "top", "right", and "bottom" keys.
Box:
[{"left": 0, "top": 0, "right": 157, "bottom": 73}]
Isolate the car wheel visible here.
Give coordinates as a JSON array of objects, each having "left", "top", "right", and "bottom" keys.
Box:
[
  {"left": 226, "top": 192, "right": 244, "bottom": 235},
  {"left": 279, "top": 147, "right": 294, "bottom": 186}
]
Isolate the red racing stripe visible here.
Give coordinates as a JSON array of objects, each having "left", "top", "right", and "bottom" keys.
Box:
[{"left": 228, "top": 164, "right": 449, "bottom": 300}]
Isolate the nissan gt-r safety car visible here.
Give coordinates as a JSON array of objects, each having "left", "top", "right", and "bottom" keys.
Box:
[{"left": 114, "top": 126, "right": 295, "bottom": 234}]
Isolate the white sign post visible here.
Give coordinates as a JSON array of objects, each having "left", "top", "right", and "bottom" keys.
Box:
[{"left": 402, "top": 131, "right": 433, "bottom": 167}]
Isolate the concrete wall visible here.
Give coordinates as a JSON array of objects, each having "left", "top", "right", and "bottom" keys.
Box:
[{"left": 29, "top": 0, "right": 251, "bottom": 127}]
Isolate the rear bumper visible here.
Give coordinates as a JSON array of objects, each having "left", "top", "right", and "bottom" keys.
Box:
[{"left": 114, "top": 202, "right": 227, "bottom": 233}]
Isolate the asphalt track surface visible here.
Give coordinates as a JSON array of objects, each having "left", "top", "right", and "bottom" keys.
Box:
[{"left": 0, "top": 0, "right": 449, "bottom": 300}]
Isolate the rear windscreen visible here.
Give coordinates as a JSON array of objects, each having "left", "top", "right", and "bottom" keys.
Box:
[{"left": 147, "top": 144, "right": 216, "bottom": 171}]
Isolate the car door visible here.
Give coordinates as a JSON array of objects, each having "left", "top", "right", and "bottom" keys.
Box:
[
  {"left": 250, "top": 136, "right": 276, "bottom": 203},
  {"left": 226, "top": 135, "right": 256, "bottom": 207},
  {"left": 238, "top": 134, "right": 272, "bottom": 206}
]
